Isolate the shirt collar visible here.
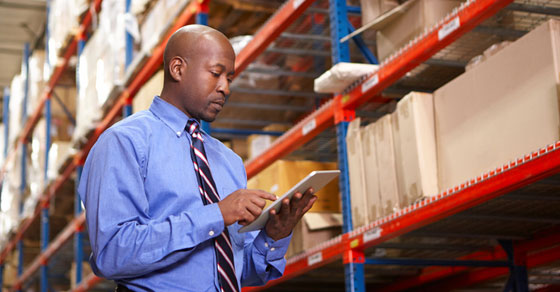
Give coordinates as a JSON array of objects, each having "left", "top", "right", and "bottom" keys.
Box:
[{"left": 149, "top": 96, "right": 209, "bottom": 137}]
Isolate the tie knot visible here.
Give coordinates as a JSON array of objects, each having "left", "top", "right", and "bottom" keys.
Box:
[{"left": 186, "top": 120, "right": 200, "bottom": 136}]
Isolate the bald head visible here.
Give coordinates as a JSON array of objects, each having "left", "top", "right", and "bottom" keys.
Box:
[
  {"left": 160, "top": 25, "right": 235, "bottom": 122},
  {"left": 163, "top": 25, "right": 234, "bottom": 79}
]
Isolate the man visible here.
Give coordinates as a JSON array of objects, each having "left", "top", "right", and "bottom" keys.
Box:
[{"left": 78, "top": 25, "right": 317, "bottom": 291}]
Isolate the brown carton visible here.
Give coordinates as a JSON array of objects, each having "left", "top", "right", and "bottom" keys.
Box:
[
  {"left": 376, "top": 0, "right": 460, "bottom": 61},
  {"left": 372, "top": 114, "right": 400, "bottom": 215},
  {"left": 247, "top": 160, "right": 340, "bottom": 213},
  {"left": 346, "top": 119, "right": 369, "bottom": 227},
  {"left": 286, "top": 212, "right": 342, "bottom": 258},
  {"left": 434, "top": 20, "right": 560, "bottom": 191},
  {"left": 392, "top": 92, "right": 438, "bottom": 207}
]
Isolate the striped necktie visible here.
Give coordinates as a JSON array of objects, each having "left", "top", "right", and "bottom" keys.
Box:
[{"left": 186, "top": 120, "right": 239, "bottom": 292}]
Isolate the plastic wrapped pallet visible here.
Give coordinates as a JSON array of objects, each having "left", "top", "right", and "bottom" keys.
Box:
[
  {"left": 314, "top": 62, "right": 378, "bottom": 94},
  {"left": 140, "top": 0, "right": 189, "bottom": 53},
  {"left": 8, "top": 74, "right": 24, "bottom": 148},
  {"left": 246, "top": 160, "right": 340, "bottom": 213},
  {"left": 346, "top": 118, "right": 368, "bottom": 228},
  {"left": 376, "top": 0, "right": 460, "bottom": 61},
  {"left": 0, "top": 183, "right": 21, "bottom": 248},
  {"left": 46, "top": 0, "right": 90, "bottom": 76},
  {"left": 74, "top": 0, "right": 128, "bottom": 144},
  {"left": 392, "top": 92, "right": 438, "bottom": 206},
  {"left": 434, "top": 19, "right": 560, "bottom": 191},
  {"left": 28, "top": 50, "right": 47, "bottom": 115},
  {"left": 372, "top": 114, "right": 401, "bottom": 215}
]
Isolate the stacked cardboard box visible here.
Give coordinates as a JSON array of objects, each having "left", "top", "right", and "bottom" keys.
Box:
[
  {"left": 347, "top": 92, "right": 438, "bottom": 227},
  {"left": 346, "top": 118, "right": 368, "bottom": 227},
  {"left": 133, "top": 70, "right": 164, "bottom": 113},
  {"left": 376, "top": 0, "right": 460, "bottom": 61},
  {"left": 392, "top": 92, "right": 438, "bottom": 206},
  {"left": 435, "top": 19, "right": 560, "bottom": 190},
  {"left": 247, "top": 160, "right": 340, "bottom": 213}
]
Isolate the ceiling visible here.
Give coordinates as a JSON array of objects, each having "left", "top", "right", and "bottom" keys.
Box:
[{"left": 0, "top": 0, "right": 46, "bottom": 88}]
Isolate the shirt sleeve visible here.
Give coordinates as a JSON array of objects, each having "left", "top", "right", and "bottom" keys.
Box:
[
  {"left": 79, "top": 128, "right": 225, "bottom": 279},
  {"left": 241, "top": 230, "right": 292, "bottom": 287}
]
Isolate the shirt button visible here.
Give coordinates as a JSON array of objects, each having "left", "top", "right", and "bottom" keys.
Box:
[
  {"left": 209, "top": 230, "right": 215, "bottom": 236},
  {"left": 176, "top": 131, "right": 181, "bottom": 136},
  {"left": 270, "top": 247, "right": 275, "bottom": 251},
  {"left": 264, "top": 242, "right": 269, "bottom": 248}
]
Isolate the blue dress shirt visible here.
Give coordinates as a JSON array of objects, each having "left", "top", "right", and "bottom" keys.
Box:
[{"left": 78, "top": 96, "right": 291, "bottom": 291}]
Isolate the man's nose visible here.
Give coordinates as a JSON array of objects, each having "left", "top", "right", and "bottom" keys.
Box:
[{"left": 217, "top": 76, "right": 230, "bottom": 97}]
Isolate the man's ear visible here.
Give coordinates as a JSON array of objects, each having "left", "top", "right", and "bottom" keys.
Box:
[{"left": 169, "top": 56, "right": 186, "bottom": 82}]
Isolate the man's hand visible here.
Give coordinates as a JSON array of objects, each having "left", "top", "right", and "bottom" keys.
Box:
[
  {"left": 265, "top": 188, "right": 317, "bottom": 241},
  {"left": 218, "top": 189, "right": 277, "bottom": 226}
]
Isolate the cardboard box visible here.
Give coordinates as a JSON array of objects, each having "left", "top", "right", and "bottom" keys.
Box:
[
  {"left": 286, "top": 212, "right": 342, "bottom": 258},
  {"left": 133, "top": 69, "right": 163, "bottom": 113},
  {"left": 346, "top": 118, "right": 368, "bottom": 227},
  {"left": 247, "top": 160, "right": 340, "bottom": 213},
  {"left": 376, "top": 0, "right": 460, "bottom": 61},
  {"left": 372, "top": 114, "right": 400, "bottom": 215},
  {"left": 392, "top": 92, "right": 438, "bottom": 206},
  {"left": 360, "top": 0, "right": 399, "bottom": 26},
  {"left": 434, "top": 20, "right": 560, "bottom": 191},
  {"left": 247, "top": 124, "right": 291, "bottom": 160},
  {"left": 362, "top": 123, "right": 383, "bottom": 221}
]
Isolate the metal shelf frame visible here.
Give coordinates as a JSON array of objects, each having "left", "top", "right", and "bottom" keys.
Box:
[{"left": 1, "top": 0, "right": 559, "bottom": 291}]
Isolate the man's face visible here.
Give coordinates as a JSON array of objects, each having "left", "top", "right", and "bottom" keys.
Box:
[{"left": 180, "top": 37, "right": 235, "bottom": 122}]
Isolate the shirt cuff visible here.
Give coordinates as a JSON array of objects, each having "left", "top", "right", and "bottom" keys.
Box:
[
  {"left": 190, "top": 203, "right": 224, "bottom": 242},
  {"left": 253, "top": 231, "right": 292, "bottom": 261}
]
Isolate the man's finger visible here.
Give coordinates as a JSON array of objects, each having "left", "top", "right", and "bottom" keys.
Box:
[
  {"left": 279, "top": 198, "right": 291, "bottom": 217},
  {"left": 250, "top": 195, "right": 267, "bottom": 209},
  {"left": 302, "top": 196, "right": 318, "bottom": 214},
  {"left": 246, "top": 203, "right": 262, "bottom": 218},
  {"left": 252, "top": 190, "right": 278, "bottom": 201}
]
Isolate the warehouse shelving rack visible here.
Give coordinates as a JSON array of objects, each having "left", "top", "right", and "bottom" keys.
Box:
[{"left": 0, "top": 0, "right": 559, "bottom": 291}]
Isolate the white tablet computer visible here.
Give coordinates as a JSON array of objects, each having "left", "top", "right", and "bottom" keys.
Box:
[{"left": 238, "top": 170, "right": 340, "bottom": 233}]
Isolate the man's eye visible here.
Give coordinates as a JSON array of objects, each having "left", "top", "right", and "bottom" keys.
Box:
[
  {"left": 227, "top": 79, "right": 233, "bottom": 83},
  {"left": 211, "top": 72, "right": 220, "bottom": 77}
]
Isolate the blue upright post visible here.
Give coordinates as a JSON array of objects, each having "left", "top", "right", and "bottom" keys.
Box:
[
  {"left": 0, "top": 263, "right": 3, "bottom": 290},
  {"left": 17, "top": 43, "right": 31, "bottom": 292},
  {"left": 196, "top": 1, "right": 212, "bottom": 134},
  {"left": 40, "top": 94, "right": 51, "bottom": 292},
  {"left": 329, "top": 0, "right": 350, "bottom": 64},
  {"left": 336, "top": 121, "right": 353, "bottom": 233},
  {"left": 329, "top": 0, "right": 365, "bottom": 289},
  {"left": 75, "top": 165, "right": 84, "bottom": 285},
  {"left": 74, "top": 34, "right": 87, "bottom": 287},
  {"left": 41, "top": 2, "right": 52, "bottom": 289},
  {"left": 123, "top": 0, "right": 134, "bottom": 118},
  {"left": 499, "top": 240, "right": 529, "bottom": 292},
  {"left": 3, "top": 87, "right": 9, "bottom": 158}
]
